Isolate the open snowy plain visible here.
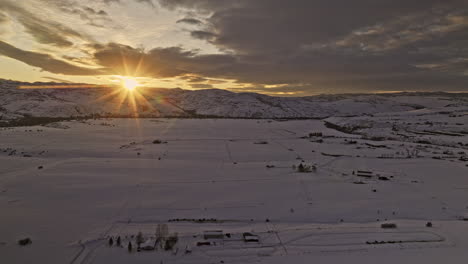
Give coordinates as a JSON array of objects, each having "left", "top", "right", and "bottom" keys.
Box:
[{"left": 0, "top": 114, "right": 467, "bottom": 263}]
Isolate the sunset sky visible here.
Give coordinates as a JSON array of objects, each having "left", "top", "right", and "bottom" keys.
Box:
[{"left": 0, "top": 0, "right": 467, "bottom": 95}]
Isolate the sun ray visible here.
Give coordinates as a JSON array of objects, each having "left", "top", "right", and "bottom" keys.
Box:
[
  {"left": 94, "top": 88, "right": 123, "bottom": 103},
  {"left": 115, "top": 89, "right": 130, "bottom": 114},
  {"left": 133, "top": 53, "right": 146, "bottom": 77}
]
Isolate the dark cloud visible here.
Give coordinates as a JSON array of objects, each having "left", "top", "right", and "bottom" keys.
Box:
[
  {"left": 0, "top": 41, "right": 104, "bottom": 75},
  {"left": 331, "top": 9, "right": 468, "bottom": 53},
  {"left": 94, "top": 0, "right": 156, "bottom": 9},
  {"left": 86, "top": 39, "right": 468, "bottom": 93},
  {"left": 162, "top": 0, "right": 467, "bottom": 54},
  {"left": 152, "top": 0, "right": 468, "bottom": 92},
  {"left": 176, "top": 18, "right": 203, "bottom": 25},
  {"left": 81, "top": 7, "right": 108, "bottom": 16},
  {"left": 102, "top": 0, "right": 155, "bottom": 7},
  {"left": 4, "top": 0, "right": 468, "bottom": 93},
  {"left": 91, "top": 43, "right": 236, "bottom": 78},
  {"left": 190, "top": 30, "right": 216, "bottom": 40}
]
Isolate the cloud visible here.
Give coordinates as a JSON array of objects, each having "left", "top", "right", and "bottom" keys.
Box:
[
  {"left": 3, "top": 0, "right": 468, "bottom": 94},
  {"left": 179, "top": 0, "right": 468, "bottom": 55},
  {"left": 190, "top": 83, "right": 213, "bottom": 89},
  {"left": 91, "top": 43, "right": 236, "bottom": 78},
  {"left": 0, "top": 41, "right": 105, "bottom": 75},
  {"left": 176, "top": 18, "right": 203, "bottom": 25},
  {"left": 333, "top": 9, "right": 468, "bottom": 52},
  {"left": 41, "top": 76, "right": 73, "bottom": 83},
  {"left": 157, "top": 0, "right": 233, "bottom": 11},
  {"left": 102, "top": 0, "right": 120, "bottom": 4},
  {"left": 190, "top": 30, "right": 217, "bottom": 40},
  {"left": 85, "top": 37, "right": 468, "bottom": 93},
  {"left": 101, "top": 0, "right": 155, "bottom": 7},
  {"left": 136, "top": 0, "right": 155, "bottom": 7},
  {"left": 0, "top": 12, "right": 8, "bottom": 24},
  {"left": 179, "top": 74, "right": 210, "bottom": 82},
  {"left": 0, "top": 12, "right": 11, "bottom": 36},
  {"left": 82, "top": 7, "right": 108, "bottom": 16},
  {"left": 58, "top": 5, "right": 112, "bottom": 27},
  {"left": 151, "top": 0, "right": 468, "bottom": 92},
  {"left": 0, "top": 1, "right": 90, "bottom": 47},
  {"left": 414, "top": 57, "right": 468, "bottom": 75},
  {"left": 37, "top": 0, "right": 113, "bottom": 28},
  {"left": 228, "top": 85, "right": 310, "bottom": 96}
]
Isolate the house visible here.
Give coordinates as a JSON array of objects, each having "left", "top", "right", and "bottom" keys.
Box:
[
  {"left": 242, "top": 232, "right": 259, "bottom": 242},
  {"left": 203, "top": 230, "right": 224, "bottom": 240}
]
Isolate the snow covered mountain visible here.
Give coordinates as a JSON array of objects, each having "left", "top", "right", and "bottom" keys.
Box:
[{"left": 1, "top": 79, "right": 466, "bottom": 121}]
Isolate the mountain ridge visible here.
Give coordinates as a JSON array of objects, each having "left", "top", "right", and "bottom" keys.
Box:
[{"left": 1, "top": 79, "right": 467, "bottom": 123}]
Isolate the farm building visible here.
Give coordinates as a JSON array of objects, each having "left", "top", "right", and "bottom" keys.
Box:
[
  {"left": 203, "top": 230, "right": 224, "bottom": 240},
  {"left": 242, "top": 232, "right": 259, "bottom": 242},
  {"left": 381, "top": 223, "right": 397, "bottom": 229},
  {"left": 309, "top": 132, "right": 323, "bottom": 137},
  {"left": 463, "top": 213, "right": 468, "bottom": 221},
  {"left": 356, "top": 170, "right": 374, "bottom": 178},
  {"left": 185, "top": 245, "right": 192, "bottom": 254}
]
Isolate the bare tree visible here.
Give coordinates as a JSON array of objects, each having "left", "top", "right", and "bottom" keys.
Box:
[{"left": 156, "top": 224, "right": 169, "bottom": 240}]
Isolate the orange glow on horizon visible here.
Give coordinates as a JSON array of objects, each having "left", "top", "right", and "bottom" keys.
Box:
[{"left": 18, "top": 84, "right": 110, "bottom": 89}]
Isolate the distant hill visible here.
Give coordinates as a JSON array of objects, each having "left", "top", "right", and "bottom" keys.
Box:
[{"left": 1, "top": 79, "right": 467, "bottom": 123}]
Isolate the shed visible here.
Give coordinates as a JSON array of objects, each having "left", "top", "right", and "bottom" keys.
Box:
[
  {"left": 203, "top": 230, "right": 224, "bottom": 240},
  {"left": 242, "top": 232, "right": 259, "bottom": 242},
  {"left": 356, "top": 170, "right": 373, "bottom": 178},
  {"left": 309, "top": 132, "right": 323, "bottom": 137},
  {"left": 185, "top": 245, "right": 192, "bottom": 254}
]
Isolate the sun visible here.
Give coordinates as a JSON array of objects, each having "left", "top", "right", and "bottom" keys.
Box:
[{"left": 122, "top": 77, "right": 139, "bottom": 91}]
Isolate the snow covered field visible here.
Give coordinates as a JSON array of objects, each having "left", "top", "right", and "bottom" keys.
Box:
[{"left": 0, "top": 118, "right": 467, "bottom": 264}]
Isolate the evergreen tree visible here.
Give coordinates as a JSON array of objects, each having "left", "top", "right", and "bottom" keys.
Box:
[
  {"left": 128, "top": 241, "right": 133, "bottom": 252},
  {"left": 136, "top": 231, "right": 144, "bottom": 246}
]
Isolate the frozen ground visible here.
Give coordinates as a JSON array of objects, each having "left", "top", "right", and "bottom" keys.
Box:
[{"left": 0, "top": 118, "right": 467, "bottom": 264}]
